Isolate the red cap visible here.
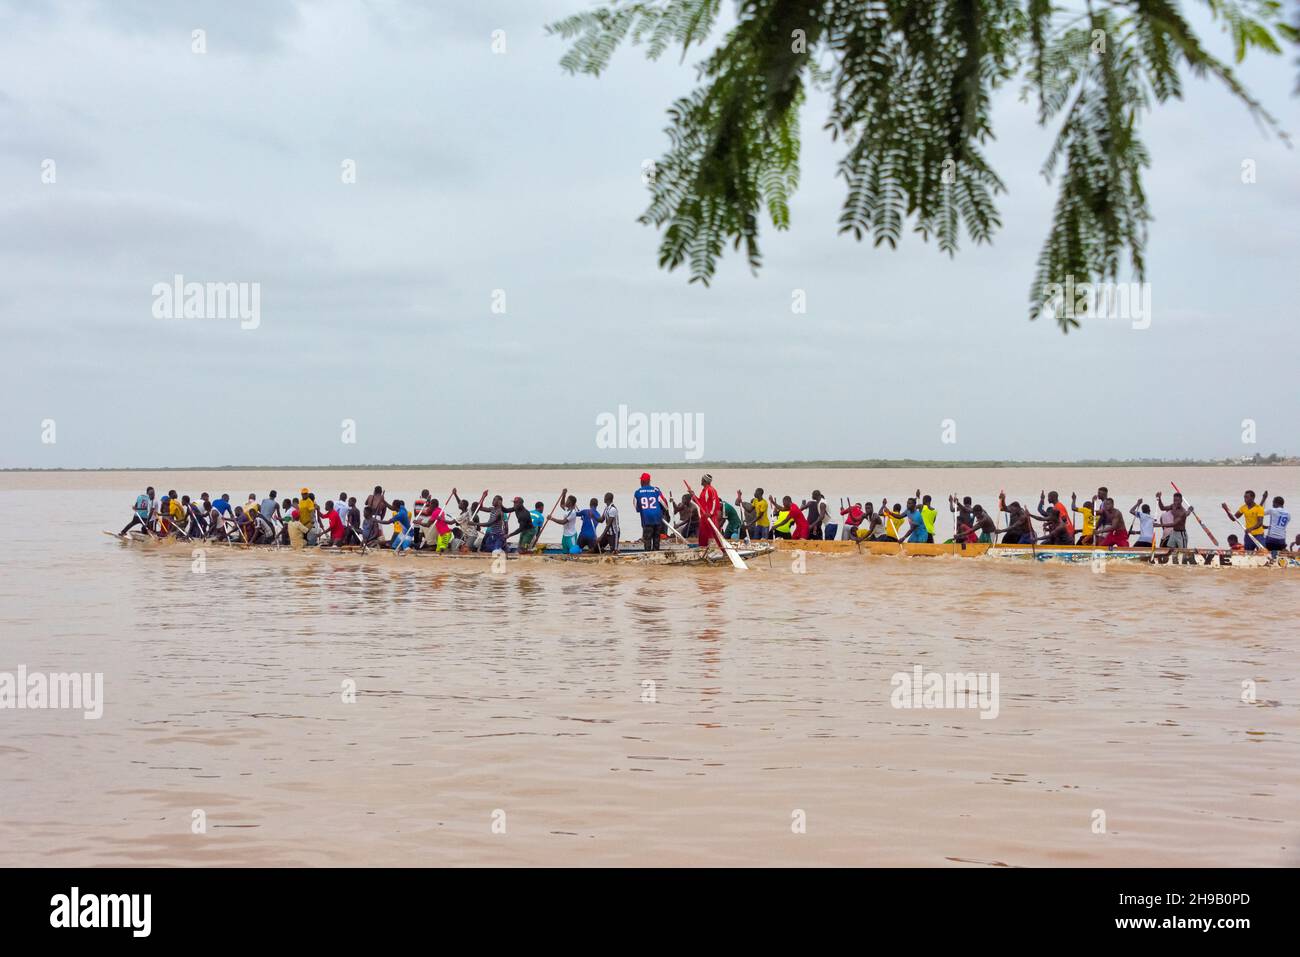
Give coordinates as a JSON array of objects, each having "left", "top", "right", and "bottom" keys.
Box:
[{"left": 640, "top": 472, "right": 651, "bottom": 484}]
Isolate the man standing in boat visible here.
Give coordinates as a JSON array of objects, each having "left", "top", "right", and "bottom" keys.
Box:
[
  {"left": 634, "top": 472, "right": 666, "bottom": 551},
  {"left": 695, "top": 474, "right": 723, "bottom": 554},
  {"left": 1154, "top": 490, "right": 1192, "bottom": 562},
  {"left": 598, "top": 492, "right": 621, "bottom": 553},
  {"left": 802, "top": 491, "right": 829, "bottom": 540},
  {"left": 1222, "top": 489, "right": 1267, "bottom": 552},
  {"left": 119, "top": 486, "right": 156, "bottom": 537}
]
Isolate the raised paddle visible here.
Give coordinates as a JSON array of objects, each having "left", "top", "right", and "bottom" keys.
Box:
[
  {"left": 1171, "top": 482, "right": 1219, "bottom": 547},
  {"left": 682, "top": 479, "right": 747, "bottom": 570}
]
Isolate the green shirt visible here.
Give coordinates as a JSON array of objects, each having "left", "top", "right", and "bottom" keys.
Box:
[{"left": 722, "top": 501, "right": 742, "bottom": 535}]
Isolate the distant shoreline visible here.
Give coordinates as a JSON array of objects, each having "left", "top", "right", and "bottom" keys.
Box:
[{"left": 5, "top": 458, "right": 1296, "bottom": 473}]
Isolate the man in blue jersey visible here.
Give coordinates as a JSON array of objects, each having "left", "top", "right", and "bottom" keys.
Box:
[
  {"left": 634, "top": 472, "right": 667, "bottom": 551},
  {"left": 209, "top": 493, "right": 234, "bottom": 541},
  {"left": 119, "top": 486, "right": 156, "bottom": 537}
]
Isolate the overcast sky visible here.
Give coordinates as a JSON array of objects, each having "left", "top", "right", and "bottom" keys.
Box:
[{"left": 3, "top": 0, "right": 1297, "bottom": 469}]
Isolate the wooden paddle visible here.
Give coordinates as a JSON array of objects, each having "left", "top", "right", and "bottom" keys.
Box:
[
  {"left": 683, "top": 479, "right": 747, "bottom": 570},
  {"left": 533, "top": 488, "right": 568, "bottom": 553}
]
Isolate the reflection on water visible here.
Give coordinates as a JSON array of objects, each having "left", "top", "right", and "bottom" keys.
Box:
[{"left": 0, "top": 468, "right": 1297, "bottom": 866}]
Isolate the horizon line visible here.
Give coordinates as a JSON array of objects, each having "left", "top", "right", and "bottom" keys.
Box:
[{"left": 4, "top": 456, "right": 1297, "bottom": 473}]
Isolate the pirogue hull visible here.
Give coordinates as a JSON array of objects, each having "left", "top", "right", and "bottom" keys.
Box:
[
  {"left": 103, "top": 531, "right": 772, "bottom": 566},
  {"left": 769, "top": 538, "right": 1299, "bottom": 567}
]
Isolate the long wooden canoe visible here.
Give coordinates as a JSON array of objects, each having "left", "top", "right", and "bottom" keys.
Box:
[
  {"left": 103, "top": 530, "right": 772, "bottom": 566},
  {"left": 769, "top": 537, "right": 1298, "bottom": 566}
]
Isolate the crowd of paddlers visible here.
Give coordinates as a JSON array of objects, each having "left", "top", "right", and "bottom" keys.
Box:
[{"left": 116, "top": 474, "right": 1296, "bottom": 558}]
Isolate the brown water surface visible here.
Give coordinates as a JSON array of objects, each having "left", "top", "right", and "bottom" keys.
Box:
[{"left": 1, "top": 467, "right": 1296, "bottom": 866}]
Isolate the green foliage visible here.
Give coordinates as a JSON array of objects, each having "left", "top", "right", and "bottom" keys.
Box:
[{"left": 547, "top": 1, "right": 1292, "bottom": 331}]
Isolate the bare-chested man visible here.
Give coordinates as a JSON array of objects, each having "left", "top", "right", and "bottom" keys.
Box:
[
  {"left": 1092, "top": 497, "right": 1130, "bottom": 548},
  {"left": 996, "top": 494, "right": 1033, "bottom": 544},
  {"left": 1153, "top": 490, "right": 1195, "bottom": 563}
]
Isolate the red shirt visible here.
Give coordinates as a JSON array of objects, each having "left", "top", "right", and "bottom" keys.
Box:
[
  {"left": 325, "top": 509, "right": 346, "bottom": 541},
  {"left": 788, "top": 503, "right": 809, "bottom": 539},
  {"left": 842, "top": 504, "right": 864, "bottom": 525},
  {"left": 696, "top": 485, "right": 720, "bottom": 523}
]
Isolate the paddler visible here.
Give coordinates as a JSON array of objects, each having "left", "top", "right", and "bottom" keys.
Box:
[
  {"left": 1070, "top": 492, "right": 1096, "bottom": 545},
  {"left": 769, "top": 494, "right": 807, "bottom": 540},
  {"left": 547, "top": 495, "right": 581, "bottom": 554},
  {"left": 967, "top": 505, "right": 996, "bottom": 543},
  {"left": 854, "top": 501, "right": 879, "bottom": 540},
  {"left": 285, "top": 507, "right": 311, "bottom": 548},
  {"left": 673, "top": 493, "right": 697, "bottom": 538},
  {"left": 165, "top": 490, "right": 185, "bottom": 536},
  {"left": 504, "top": 497, "right": 536, "bottom": 552},
  {"left": 737, "top": 491, "right": 758, "bottom": 540},
  {"left": 477, "top": 495, "right": 509, "bottom": 552},
  {"left": 320, "top": 500, "right": 347, "bottom": 547},
  {"left": 995, "top": 495, "right": 1033, "bottom": 544},
  {"left": 576, "top": 497, "right": 602, "bottom": 553},
  {"left": 750, "top": 488, "right": 769, "bottom": 539},
  {"left": 1261, "top": 496, "right": 1290, "bottom": 556},
  {"left": 380, "top": 499, "right": 412, "bottom": 550},
  {"left": 634, "top": 472, "right": 667, "bottom": 551},
  {"left": 297, "top": 488, "right": 316, "bottom": 533},
  {"left": 720, "top": 496, "right": 742, "bottom": 540},
  {"left": 230, "top": 505, "right": 254, "bottom": 543},
  {"left": 918, "top": 493, "right": 938, "bottom": 543},
  {"left": 1031, "top": 506, "right": 1071, "bottom": 545},
  {"left": 119, "top": 486, "right": 156, "bottom": 537},
  {"left": 882, "top": 497, "right": 925, "bottom": 543},
  {"left": 454, "top": 496, "right": 482, "bottom": 551},
  {"left": 209, "top": 493, "right": 233, "bottom": 540},
  {"left": 838, "top": 500, "right": 864, "bottom": 540},
  {"left": 874, "top": 498, "right": 902, "bottom": 542},
  {"left": 250, "top": 504, "right": 276, "bottom": 544},
  {"left": 1128, "top": 500, "right": 1155, "bottom": 548},
  {"left": 1093, "top": 497, "right": 1131, "bottom": 548},
  {"left": 366, "top": 486, "right": 389, "bottom": 523},
  {"left": 801, "top": 491, "right": 828, "bottom": 540},
  {"left": 1037, "top": 491, "right": 1074, "bottom": 537},
  {"left": 598, "top": 492, "right": 621, "bottom": 553},
  {"left": 695, "top": 474, "right": 723, "bottom": 552},
  {"left": 1222, "top": 490, "right": 1267, "bottom": 553},
  {"left": 1027, "top": 490, "right": 1074, "bottom": 543},
  {"left": 181, "top": 495, "right": 205, "bottom": 537},
  {"left": 1153, "top": 490, "right": 1191, "bottom": 554}
]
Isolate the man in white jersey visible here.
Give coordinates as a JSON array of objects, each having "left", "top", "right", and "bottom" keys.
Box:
[
  {"left": 1262, "top": 496, "right": 1290, "bottom": 556},
  {"left": 1128, "top": 499, "right": 1155, "bottom": 548}
]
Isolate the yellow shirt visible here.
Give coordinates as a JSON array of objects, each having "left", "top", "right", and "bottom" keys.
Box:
[
  {"left": 169, "top": 500, "right": 184, "bottom": 522},
  {"left": 884, "top": 513, "right": 902, "bottom": 538},
  {"left": 299, "top": 499, "right": 316, "bottom": 527},
  {"left": 1078, "top": 504, "right": 1095, "bottom": 537},
  {"left": 753, "top": 498, "right": 769, "bottom": 527},
  {"left": 1236, "top": 503, "right": 1265, "bottom": 537},
  {"left": 773, "top": 510, "right": 791, "bottom": 533}
]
